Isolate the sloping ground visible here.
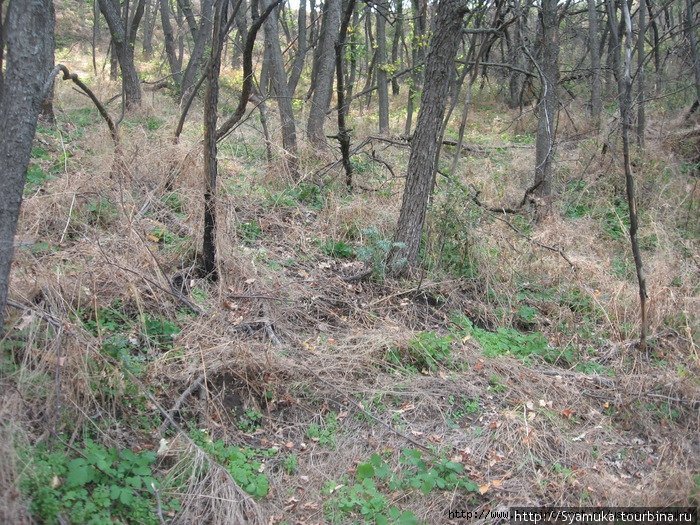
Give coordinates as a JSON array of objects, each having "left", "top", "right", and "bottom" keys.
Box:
[{"left": 1, "top": 63, "right": 698, "bottom": 524}]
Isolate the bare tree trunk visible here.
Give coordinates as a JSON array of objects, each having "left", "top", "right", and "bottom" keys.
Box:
[
  {"left": 405, "top": 0, "right": 426, "bottom": 136},
  {"left": 142, "top": 0, "right": 157, "bottom": 58},
  {"left": 99, "top": 0, "right": 145, "bottom": 109},
  {"left": 637, "top": 0, "right": 646, "bottom": 147},
  {"left": 287, "top": 0, "right": 307, "bottom": 96},
  {"left": 40, "top": 0, "right": 56, "bottom": 124},
  {"left": 390, "top": 0, "right": 467, "bottom": 271},
  {"left": 307, "top": 0, "right": 340, "bottom": 146},
  {"left": 533, "top": 0, "right": 559, "bottom": 214},
  {"left": 588, "top": 0, "right": 602, "bottom": 121},
  {"left": 608, "top": 0, "right": 648, "bottom": 349},
  {"left": 263, "top": 0, "right": 299, "bottom": 178},
  {"left": 686, "top": 0, "right": 700, "bottom": 107},
  {"left": 202, "top": 0, "right": 226, "bottom": 280},
  {"left": 0, "top": 0, "right": 5, "bottom": 96},
  {"left": 232, "top": 0, "right": 248, "bottom": 69},
  {"left": 345, "top": 5, "right": 359, "bottom": 102},
  {"left": 391, "top": 0, "right": 403, "bottom": 95},
  {"left": 180, "top": 0, "right": 214, "bottom": 102},
  {"left": 335, "top": 0, "right": 355, "bottom": 188},
  {"left": 0, "top": 0, "right": 54, "bottom": 332},
  {"left": 376, "top": 0, "right": 390, "bottom": 133},
  {"left": 160, "top": 0, "right": 182, "bottom": 85}
]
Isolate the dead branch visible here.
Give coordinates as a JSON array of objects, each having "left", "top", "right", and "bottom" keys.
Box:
[{"left": 44, "top": 64, "right": 119, "bottom": 146}]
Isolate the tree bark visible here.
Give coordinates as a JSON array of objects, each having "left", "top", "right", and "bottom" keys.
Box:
[
  {"left": 0, "top": 0, "right": 54, "bottom": 332},
  {"left": 335, "top": 0, "right": 355, "bottom": 188},
  {"left": 391, "top": 0, "right": 403, "bottom": 95},
  {"left": 287, "top": 0, "right": 307, "bottom": 96},
  {"left": 307, "top": 0, "right": 341, "bottom": 146},
  {"left": 608, "top": 0, "right": 648, "bottom": 349},
  {"left": 142, "top": 0, "right": 158, "bottom": 58},
  {"left": 180, "top": 0, "right": 214, "bottom": 102},
  {"left": 99, "top": 0, "right": 144, "bottom": 109},
  {"left": 202, "top": 0, "right": 227, "bottom": 280},
  {"left": 637, "top": 0, "right": 646, "bottom": 147},
  {"left": 588, "top": 0, "right": 602, "bottom": 121},
  {"left": 160, "top": 0, "right": 182, "bottom": 85},
  {"left": 376, "top": 0, "right": 390, "bottom": 133},
  {"left": 263, "top": 0, "right": 299, "bottom": 178},
  {"left": 390, "top": 0, "right": 467, "bottom": 271},
  {"left": 405, "top": 0, "right": 427, "bottom": 136},
  {"left": 686, "top": 0, "right": 700, "bottom": 108},
  {"left": 533, "top": 0, "right": 559, "bottom": 211}
]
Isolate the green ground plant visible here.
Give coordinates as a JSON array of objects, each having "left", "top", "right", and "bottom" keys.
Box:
[{"left": 20, "top": 440, "right": 179, "bottom": 525}]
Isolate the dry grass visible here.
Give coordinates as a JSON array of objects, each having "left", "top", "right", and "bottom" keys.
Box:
[{"left": 0, "top": 42, "right": 698, "bottom": 525}]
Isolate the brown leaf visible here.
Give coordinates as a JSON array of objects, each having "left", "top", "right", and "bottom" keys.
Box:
[{"left": 561, "top": 408, "right": 576, "bottom": 418}]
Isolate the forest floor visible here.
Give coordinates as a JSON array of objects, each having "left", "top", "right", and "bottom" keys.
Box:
[{"left": 1, "top": 9, "right": 699, "bottom": 524}]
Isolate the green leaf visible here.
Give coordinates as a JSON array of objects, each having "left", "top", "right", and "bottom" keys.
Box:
[
  {"left": 356, "top": 462, "right": 375, "bottom": 480},
  {"left": 66, "top": 459, "right": 92, "bottom": 487}
]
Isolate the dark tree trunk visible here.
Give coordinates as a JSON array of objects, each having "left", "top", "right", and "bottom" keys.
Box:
[
  {"left": 307, "top": 0, "right": 341, "bottom": 146},
  {"left": 202, "top": 0, "right": 227, "bottom": 280},
  {"left": 608, "top": 0, "right": 648, "bottom": 349},
  {"left": 180, "top": 0, "right": 214, "bottom": 102},
  {"left": 390, "top": 0, "right": 467, "bottom": 271},
  {"left": 0, "top": 0, "right": 54, "bottom": 331},
  {"left": 533, "top": 0, "right": 559, "bottom": 211},
  {"left": 161, "top": 0, "right": 182, "bottom": 84},
  {"left": 232, "top": 0, "right": 248, "bottom": 69},
  {"left": 588, "top": 0, "right": 602, "bottom": 121},
  {"left": 405, "top": 0, "right": 426, "bottom": 136},
  {"left": 336, "top": 0, "right": 355, "bottom": 188},
  {"left": 0, "top": 0, "right": 5, "bottom": 97},
  {"left": 287, "top": 0, "right": 307, "bottom": 96},
  {"left": 40, "top": 0, "right": 56, "bottom": 124},
  {"left": 376, "top": 0, "right": 390, "bottom": 133},
  {"left": 99, "top": 0, "right": 145, "bottom": 109},
  {"left": 637, "top": 0, "right": 646, "bottom": 146},
  {"left": 110, "top": 39, "right": 119, "bottom": 80},
  {"left": 391, "top": 0, "right": 403, "bottom": 95},
  {"left": 263, "top": 0, "right": 299, "bottom": 178},
  {"left": 346, "top": 5, "right": 359, "bottom": 103},
  {"left": 686, "top": 0, "right": 700, "bottom": 107},
  {"left": 142, "top": 0, "right": 157, "bottom": 58}
]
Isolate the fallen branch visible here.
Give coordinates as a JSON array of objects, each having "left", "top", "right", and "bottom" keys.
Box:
[{"left": 159, "top": 374, "right": 206, "bottom": 434}]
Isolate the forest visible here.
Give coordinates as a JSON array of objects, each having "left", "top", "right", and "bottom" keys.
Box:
[{"left": 0, "top": 0, "right": 698, "bottom": 522}]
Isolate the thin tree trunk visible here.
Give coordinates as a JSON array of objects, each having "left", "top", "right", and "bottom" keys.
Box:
[
  {"left": 405, "top": 0, "right": 426, "bottom": 136},
  {"left": 346, "top": 5, "right": 359, "bottom": 103},
  {"left": 336, "top": 0, "right": 355, "bottom": 188},
  {"left": 180, "top": 0, "right": 214, "bottom": 103},
  {"left": 376, "top": 0, "right": 390, "bottom": 133},
  {"left": 390, "top": 0, "right": 467, "bottom": 271},
  {"left": 202, "top": 0, "right": 227, "bottom": 280},
  {"left": 588, "top": 0, "right": 602, "bottom": 121},
  {"left": 686, "top": 0, "right": 700, "bottom": 107},
  {"left": 142, "top": 0, "right": 157, "bottom": 58},
  {"left": 0, "top": 0, "right": 54, "bottom": 331},
  {"left": 287, "top": 0, "right": 307, "bottom": 96},
  {"left": 391, "top": 0, "right": 403, "bottom": 95},
  {"left": 533, "top": 0, "right": 559, "bottom": 214},
  {"left": 307, "top": 0, "right": 341, "bottom": 146},
  {"left": 99, "top": 0, "right": 144, "bottom": 109},
  {"left": 637, "top": 0, "right": 646, "bottom": 147},
  {"left": 608, "top": 0, "right": 648, "bottom": 349},
  {"left": 263, "top": 0, "right": 299, "bottom": 178},
  {"left": 161, "top": 0, "right": 183, "bottom": 85}
]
